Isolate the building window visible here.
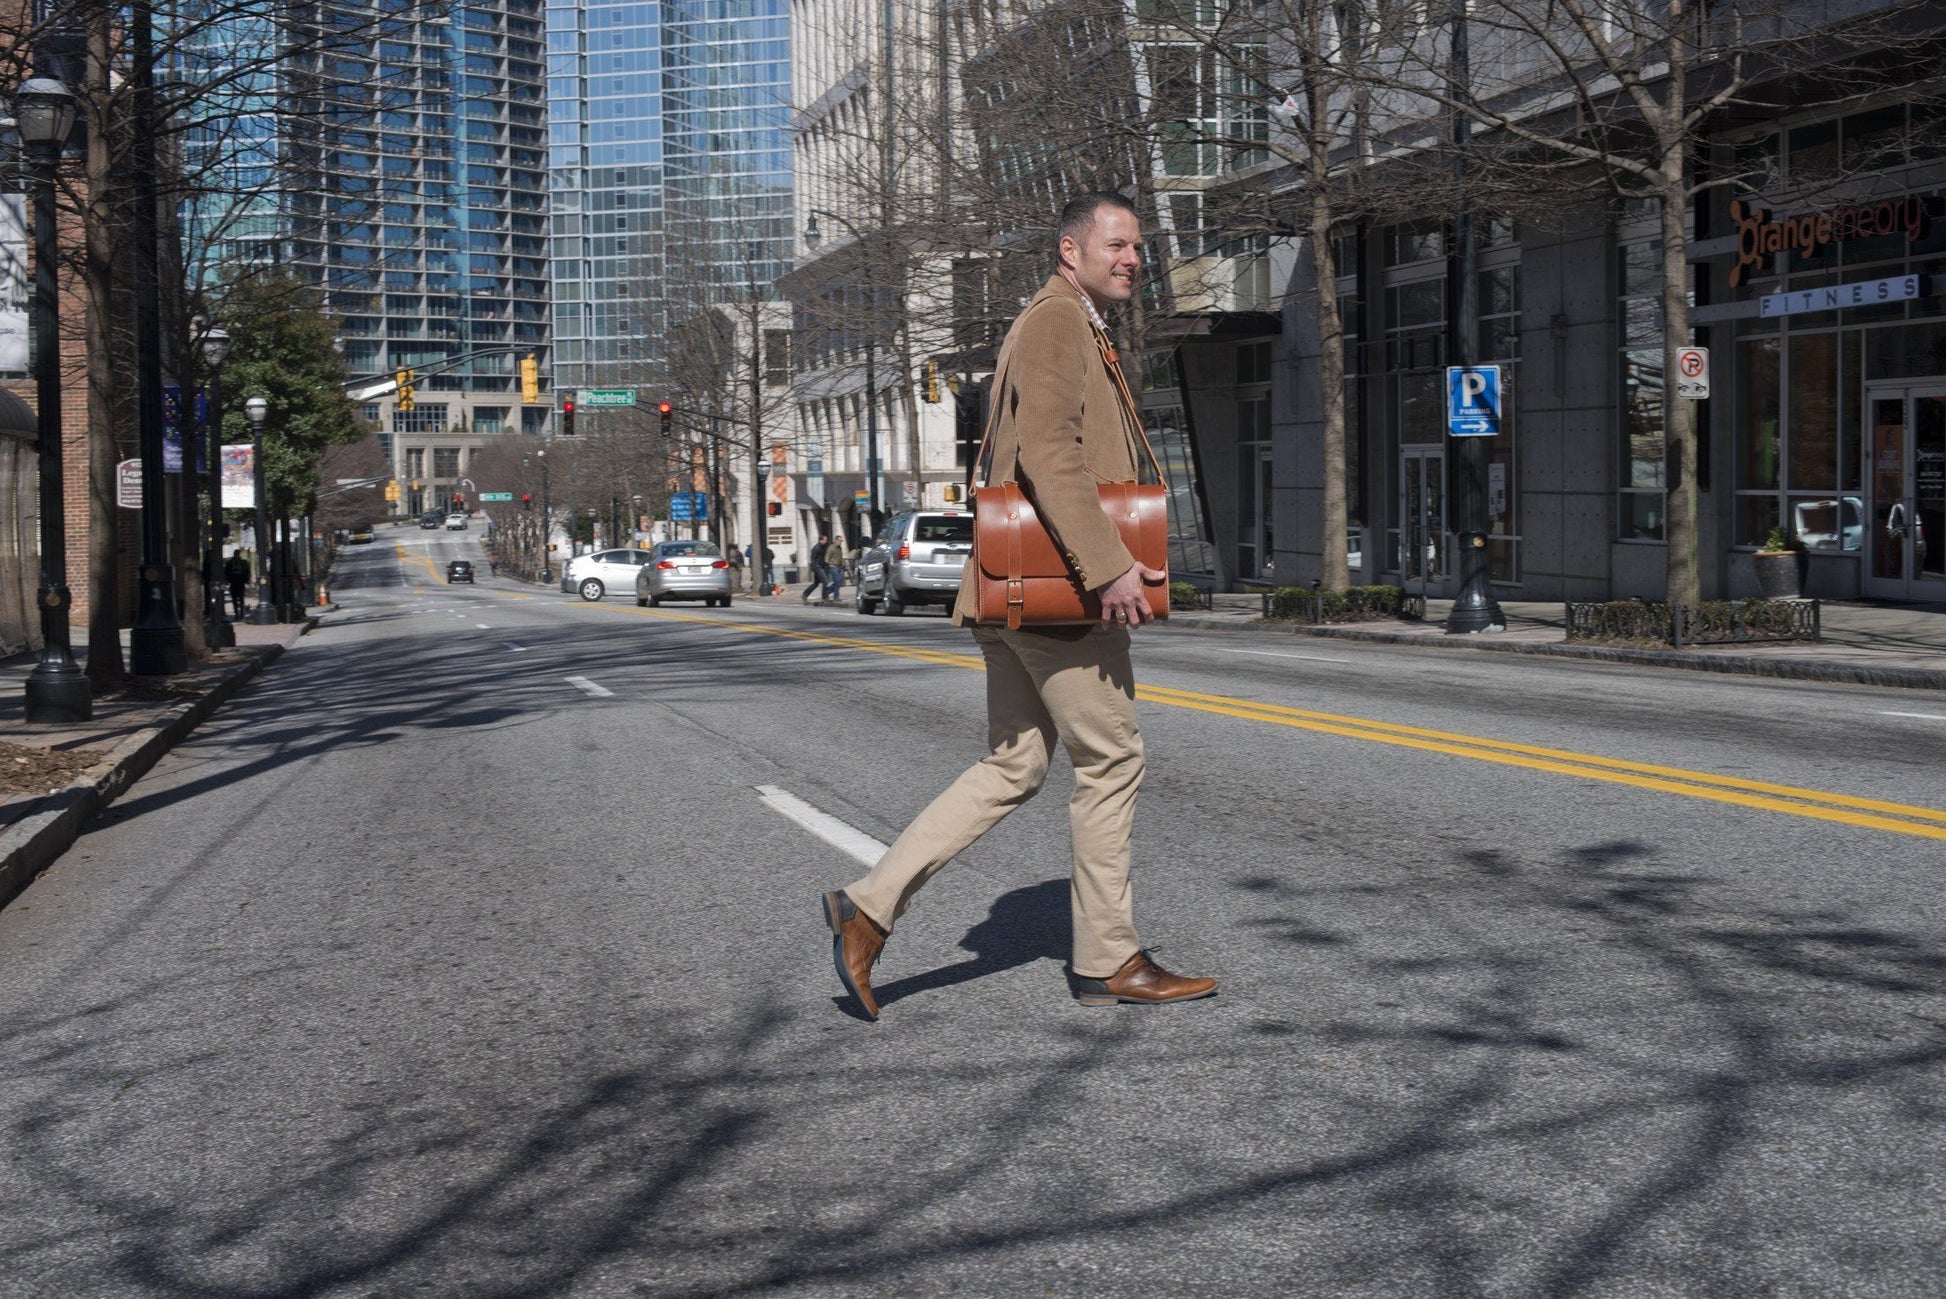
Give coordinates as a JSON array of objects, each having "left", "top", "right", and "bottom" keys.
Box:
[
  {"left": 1618, "top": 236, "right": 1667, "bottom": 541},
  {"left": 433, "top": 447, "right": 461, "bottom": 478},
  {"left": 764, "top": 330, "right": 791, "bottom": 386},
  {"left": 406, "top": 447, "right": 424, "bottom": 479}
]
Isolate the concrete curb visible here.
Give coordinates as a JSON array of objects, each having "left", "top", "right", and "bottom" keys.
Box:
[
  {"left": 0, "top": 633, "right": 301, "bottom": 912},
  {"left": 1161, "top": 615, "right": 1946, "bottom": 692}
]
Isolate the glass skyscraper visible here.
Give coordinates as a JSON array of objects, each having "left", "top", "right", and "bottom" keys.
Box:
[
  {"left": 182, "top": 1, "right": 552, "bottom": 513},
  {"left": 546, "top": 0, "right": 791, "bottom": 392}
]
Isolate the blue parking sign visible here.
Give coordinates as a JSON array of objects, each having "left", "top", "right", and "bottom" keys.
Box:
[{"left": 1447, "top": 365, "right": 1501, "bottom": 437}]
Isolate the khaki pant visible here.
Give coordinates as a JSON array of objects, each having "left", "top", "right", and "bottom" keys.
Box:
[{"left": 843, "top": 623, "right": 1144, "bottom": 979}]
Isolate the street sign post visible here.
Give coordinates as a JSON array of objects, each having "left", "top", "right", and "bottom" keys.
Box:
[
  {"left": 1446, "top": 365, "right": 1502, "bottom": 438},
  {"left": 1674, "top": 347, "right": 1710, "bottom": 400},
  {"left": 479, "top": 491, "right": 513, "bottom": 502},
  {"left": 582, "top": 389, "right": 637, "bottom": 408},
  {"left": 668, "top": 491, "right": 707, "bottom": 522}
]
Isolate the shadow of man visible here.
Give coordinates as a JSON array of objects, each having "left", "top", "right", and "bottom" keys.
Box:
[{"left": 871, "top": 878, "right": 1070, "bottom": 1010}]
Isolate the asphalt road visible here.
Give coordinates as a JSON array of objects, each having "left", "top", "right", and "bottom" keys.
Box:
[{"left": 2, "top": 531, "right": 1943, "bottom": 1298}]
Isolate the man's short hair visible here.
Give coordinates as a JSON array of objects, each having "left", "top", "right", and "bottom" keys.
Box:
[{"left": 1057, "top": 192, "right": 1139, "bottom": 250}]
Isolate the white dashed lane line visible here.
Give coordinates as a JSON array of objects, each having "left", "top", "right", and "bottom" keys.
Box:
[
  {"left": 505, "top": 642, "right": 528, "bottom": 652},
  {"left": 476, "top": 623, "right": 491, "bottom": 629},
  {"left": 755, "top": 785, "right": 887, "bottom": 867},
  {"left": 1881, "top": 711, "right": 1946, "bottom": 722},
  {"left": 1211, "top": 647, "right": 1355, "bottom": 665},
  {"left": 565, "top": 676, "right": 614, "bottom": 698}
]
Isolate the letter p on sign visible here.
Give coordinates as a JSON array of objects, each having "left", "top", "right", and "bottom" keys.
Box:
[{"left": 1674, "top": 347, "right": 1710, "bottom": 400}]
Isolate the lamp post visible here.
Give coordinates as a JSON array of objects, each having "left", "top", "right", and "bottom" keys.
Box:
[
  {"left": 755, "top": 458, "right": 771, "bottom": 590},
  {"left": 537, "top": 445, "right": 552, "bottom": 584},
  {"left": 243, "top": 395, "right": 276, "bottom": 623},
  {"left": 198, "top": 326, "right": 233, "bottom": 647},
  {"left": 127, "top": 0, "right": 185, "bottom": 674},
  {"left": 804, "top": 210, "right": 881, "bottom": 537},
  {"left": 1442, "top": 0, "right": 1505, "bottom": 635},
  {"left": 18, "top": 77, "right": 90, "bottom": 723}
]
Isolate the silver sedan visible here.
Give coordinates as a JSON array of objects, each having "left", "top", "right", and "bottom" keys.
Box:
[{"left": 636, "top": 540, "right": 733, "bottom": 608}]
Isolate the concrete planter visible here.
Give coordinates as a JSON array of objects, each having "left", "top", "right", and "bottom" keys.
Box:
[{"left": 1752, "top": 551, "right": 1802, "bottom": 598}]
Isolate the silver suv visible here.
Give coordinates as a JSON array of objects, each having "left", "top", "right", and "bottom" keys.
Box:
[{"left": 854, "top": 510, "right": 973, "bottom": 615}]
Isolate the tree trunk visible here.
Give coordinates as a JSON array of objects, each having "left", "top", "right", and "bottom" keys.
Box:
[{"left": 1310, "top": 122, "right": 1350, "bottom": 593}]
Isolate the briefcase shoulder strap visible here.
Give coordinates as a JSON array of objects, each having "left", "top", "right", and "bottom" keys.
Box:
[{"left": 971, "top": 297, "right": 1166, "bottom": 492}]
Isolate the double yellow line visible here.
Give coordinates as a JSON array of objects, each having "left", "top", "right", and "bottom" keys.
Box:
[{"left": 570, "top": 599, "right": 1946, "bottom": 842}]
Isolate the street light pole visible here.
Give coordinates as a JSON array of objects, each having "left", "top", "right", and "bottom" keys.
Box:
[
  {"left": 127, "top": 0, "right": 186, "bottom": 674},
  {"left": 244, "top": 396, "right": 276, "bottom": 623},
  {"left": 1443, "top": 0, "right": 1504, "bottom": 635},
  {"left": 18, "top": 77, "right": 90, "bottom": 723},
  {"left": 538, "top": 445, "right": 552, "bottom": 584},
  {"left": 804, "top": 208, "right": 884, "bottom": 537},
  {"left": 199, "top": 326, "right": 233, "bottom": 648}
]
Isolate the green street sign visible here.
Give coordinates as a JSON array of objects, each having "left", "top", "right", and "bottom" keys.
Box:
[
  {"left": 582, "top": 388, "right": 637, "bottom": 407},
  {"left": 479, "top": 492, "right": 513, "bottom": 502}
]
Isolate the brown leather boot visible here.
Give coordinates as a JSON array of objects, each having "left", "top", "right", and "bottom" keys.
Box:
[
  {"left": 822, "top": 890, "right": 888, "bottom": 1020},
  {"left": 1070, "top": 951, "right": 1217, "bottom": 1006}
]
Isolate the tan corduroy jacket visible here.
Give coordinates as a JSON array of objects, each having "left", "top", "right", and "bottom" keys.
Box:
[{"left": 951, "top": 274, "right": 1147, "bottom": 627}]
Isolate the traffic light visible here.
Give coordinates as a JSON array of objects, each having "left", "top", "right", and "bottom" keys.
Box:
[
  {"left": 561, "top": 396, "right": 575, "bottom": 436},
  {"left": 943, "top": 482, "right": 963, "bottom": 503},
  {"left": 767, "top": 501, "right": 782, "bottom": 517},
  {"left": 923, "top": 361, "right": 940, "bottom": 403},
  {"left": 396, "top": 368, "right": 416, "bottom": 412},
  {"left": 452, "top": 492, "right": 464, "bottom": 508},
  {"left": 658, "top": 400, "right": 672, "bottom": 434},
  {"left": 520, "top": 353, "right": 539, "bottom": 404},
  {"left": 521, "top": 493, "right": 532, "bottom": 509}
]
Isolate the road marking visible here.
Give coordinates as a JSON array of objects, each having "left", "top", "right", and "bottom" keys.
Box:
[
  {"left": 567, "top": 600, "right": 1946, "bottom": 841},
  {"left": 1881, "top": 711, "right": 1946, "bottom": 722},
  {"left": 505, "top": 642, "right": 528, "bottom": 652},
  {"left": 564, "top": 676, "right": 613, "bottom": 698},
  {"left": 1213, "top": 647, "right": 1355, "bottom": 664},
  {"left": 476, "top": 623, "right": 491, "bottom": 629},
  {"left": 755, "top": 785, "right": 886, "bottom": 866}
]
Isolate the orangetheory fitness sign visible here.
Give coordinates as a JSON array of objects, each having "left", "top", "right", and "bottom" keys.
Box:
[{"left": 1729, "top": 195, "right": 1931, "bottom": 287}]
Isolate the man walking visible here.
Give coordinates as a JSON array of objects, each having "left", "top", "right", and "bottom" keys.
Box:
[
  {"left": 821, "top": 192, "right": 1216, "bottom": 1020},
  {"left": 801, "top": 534, "right": 828, "bottom": 604},
  {"left": 222, "top": 551, "right": 250, "bottom": 617},
  {"left": 821, "top": 534, "right": 847, "bottom": 604}
]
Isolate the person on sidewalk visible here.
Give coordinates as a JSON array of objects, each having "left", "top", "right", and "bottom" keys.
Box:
[
  {"left": 802, "top": 535, "right": 829, "bottom": 604},
  {"left": 822, "top": 535, "right": 847, "bottom": 604},
  {"left": 222, "top": 552, "right": 250, "bottom": 617},
  {"left": 822, "top": 191, "right": 1215, "bottom": 1020}
]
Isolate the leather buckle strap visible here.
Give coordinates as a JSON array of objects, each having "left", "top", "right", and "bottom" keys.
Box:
[{"left": 1005, "top": 488, "right": 1026, "bottom": 630}]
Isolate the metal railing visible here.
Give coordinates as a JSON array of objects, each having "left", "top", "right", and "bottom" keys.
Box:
[{"left": 1564, "top": 598, "right": 1820, "bottom": 649}]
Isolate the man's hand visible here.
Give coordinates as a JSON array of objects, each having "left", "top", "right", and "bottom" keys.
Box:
[{"left": 1096, "top": 562, "right": 1167, "bottom": 628}]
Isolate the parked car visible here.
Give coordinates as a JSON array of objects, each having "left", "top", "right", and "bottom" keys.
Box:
[
  {"left": 446, "top": 559, "right": 475, "bottom": 584},
  {"left": 636, "top": 540, "right": 733, "bottom": 608},
  {"left": 563, "top": 547, "right": 653, "bottom": 601},
  {"left": 444, "top": 512, "right": 468, "bottom": 530},
  {"left": 854, "top": 510, "right": 972, "bottom": 615},
  {"left": 348, "top": 526, "right": 375, "bottom": 545}
]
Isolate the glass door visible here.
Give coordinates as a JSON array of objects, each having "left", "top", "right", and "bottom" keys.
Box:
[
  {"left": 1235, "top": 444, "right": 1274, "bottom": 581},
  {"left": 1863, "top": 386, "right": 1946, "bottom": 601},
  {"left": 1398, "top": 447, "right": 1449, "bottom": 597}
]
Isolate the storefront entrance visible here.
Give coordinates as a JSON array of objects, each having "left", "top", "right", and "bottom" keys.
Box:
[
  {"left": 1398, "top": 447, "right": 1449, "bottom": 597},
  {"left": 1863, "top": 384, "right": 1946, "bottom": 601}
]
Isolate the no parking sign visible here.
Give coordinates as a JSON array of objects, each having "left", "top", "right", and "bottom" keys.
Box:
[{"left": 1675, "top": 347, "right": 1711, "bottom": 400}]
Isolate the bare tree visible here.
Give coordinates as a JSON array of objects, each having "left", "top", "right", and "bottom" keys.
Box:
[{"left": 1375, "top": 0, "right": 1943, "bottom": 606}]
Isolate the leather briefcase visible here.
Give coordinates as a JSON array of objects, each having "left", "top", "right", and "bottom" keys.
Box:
[
  {"left": 973, "top": 481, "right": 1169, "bottom": 629},
  {"left": 967, "top": 302, "right": 1170, "bottom": 630}
]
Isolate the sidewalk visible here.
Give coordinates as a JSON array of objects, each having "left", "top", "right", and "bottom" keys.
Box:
[
  {"left": 1166, "top": 594, "right": 1946, "bottom": 691},
  {"left": 0, "top": 615, "right": 317, "bottom": 909}
]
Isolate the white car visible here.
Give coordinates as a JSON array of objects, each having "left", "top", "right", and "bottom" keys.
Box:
[
  {"left": 444, "top": 513, "right": 468, "bottom": 530},
  {"left": 563, "top": 547, "right": 653, "bottom": 600}
]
